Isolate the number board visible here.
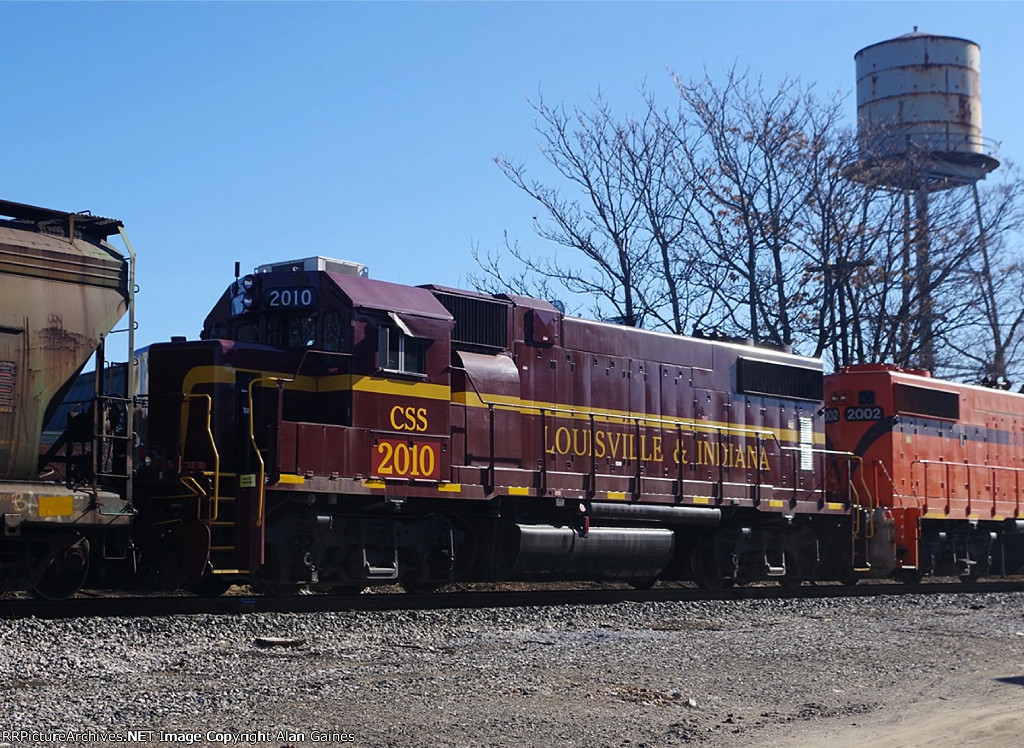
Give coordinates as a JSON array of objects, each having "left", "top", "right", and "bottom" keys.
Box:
[
  {"left": 844, "top": 405, "right": 884, "bottom": 422},
  {"left": 263, "top": 287, "right": 318, "bottom": 309},
  {"left": 372, "top": 437, "right": 441, "bottom": 481}
]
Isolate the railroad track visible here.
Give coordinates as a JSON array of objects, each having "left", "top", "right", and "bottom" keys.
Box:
[{"left": 2, "top": 579, "right": 1023, "bottom": 620}]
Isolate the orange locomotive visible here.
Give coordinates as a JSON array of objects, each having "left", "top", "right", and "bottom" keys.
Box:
[{"left": 825, "top": 364, "right": 1024, "bottom": 581}]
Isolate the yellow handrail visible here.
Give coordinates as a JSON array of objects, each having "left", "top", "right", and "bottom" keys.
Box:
[
  {"left": 178, "top": 394, "right": 220, "bottom": 521},
  {"left": 247, "top": 376, "right": 293, "bottom": 528}
]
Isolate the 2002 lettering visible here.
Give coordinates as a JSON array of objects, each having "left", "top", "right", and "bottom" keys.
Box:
[
  {"left": 844, "top": 406, "right": 884, "bottom": 422},
  {"left": 376, "top": 441, "right": 437, "bottom": 478}
]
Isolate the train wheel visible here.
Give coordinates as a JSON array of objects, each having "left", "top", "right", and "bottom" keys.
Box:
[
  {"left": 398, "top": 574, "right": 440, "bottom": 595},
  {"left": 254, "top": 579, "right": 305, "bottom": 597},
  {"left": 895, "top": 568, "right": 922, "bottom": 585},
  {"left": 690, "top": 540, "right": 730, "bottom": 590},
  {"left": 187, "top": 574, "right": 233, "bottom": 598},
  {"left": 30, "top": 536, "right": 90, "bottom": 600},
  {"left": 628, "top": 578, "right": 658, "bottom": 590},
  {"left": 778, "top": 552, "right": 803, "bottom": 588},
  {"left": 312, "top": 584, "right": 367, "bottom": 595}
]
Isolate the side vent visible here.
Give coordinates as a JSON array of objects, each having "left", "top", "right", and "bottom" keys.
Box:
[
  {"left": 0, "top": 360, "right": 14, "bottom": 414},
  {"left": 433, "top": 292, "right": 509, "bottom": 350},
  {"left": 895, "top": 384, "right": 960, "bottom": 420},
  {"left": 737, "top": 358, "right": 823, "bottom": 401}
]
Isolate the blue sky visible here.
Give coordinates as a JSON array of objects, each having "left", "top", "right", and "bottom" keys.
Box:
[{"left": 5, "top": 1, "right": 1024, "bottom": 348}]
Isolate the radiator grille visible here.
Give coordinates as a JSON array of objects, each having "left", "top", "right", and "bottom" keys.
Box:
[
  {"left": 895, "top": 384, "right": 960, "bottom": 420},
  {"left": 737, "top": 358, "right": 823, "bottom": 401},
  {"left": 433, "top": 292, "right": 509, "bottom": 350}
]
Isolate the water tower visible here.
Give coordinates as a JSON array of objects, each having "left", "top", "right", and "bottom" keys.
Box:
[{"left": 848, "top": 29, "right": 999, "bottom": 371}]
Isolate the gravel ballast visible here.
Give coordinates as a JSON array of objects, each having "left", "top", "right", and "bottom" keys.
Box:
[{"left": 2, "top": 591, "right": 1023, "bottom": 747}]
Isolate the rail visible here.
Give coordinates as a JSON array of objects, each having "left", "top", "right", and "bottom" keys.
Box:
[
  {"left": 177, "top": 394, "right": 221, "bottom": 521},
  {"left": 457, "top": 380, "right": 864, "bottom": 507},
  {"left": 909, "top": 459, "right": 1024, "bottom": 517},
  {"left": 5, "top": 579, "right": 1024, "bottom": 620},
  {"left": 247, "top": 376, "right": 293, "bottom": 528},
  {"left": 117, "top": 225, "right": 137, "bottom": 507}
]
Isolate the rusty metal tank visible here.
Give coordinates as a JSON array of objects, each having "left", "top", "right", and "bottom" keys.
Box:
[
  {"left": 854, "top": 29, "right": 998, "bottom": 185},
  {"left": 0, "top": 199, "right": 129, "bottom": 480}
]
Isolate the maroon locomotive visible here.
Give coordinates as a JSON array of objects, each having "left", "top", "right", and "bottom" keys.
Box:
[{"left": 127, "top": 256, "right": 858, "bottom": 595}]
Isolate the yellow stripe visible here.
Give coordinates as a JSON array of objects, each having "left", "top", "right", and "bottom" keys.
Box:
[
  {"left": 768, "top": 499, "right": 784, "bottom": 508},
  {"left": 606, "top": 491, "right": 627, "bottom": 501},
  {"left": 452, "top": 389, "right": 820, "bottom": 445},
  {"left": 826, "top": 502, "right": 845, "bottom": 511},
  {"left": 692, "top": 496, "right": 711, "bottom": 505},
  {"left": 350, "top": 376, "right": 450, "bottom": 400},
  {"left": 362, "top": 479, "right": 386, "bottom": 489},
  {"left": 183, "top": 366, "right": 450, "bottom": 401},
  {"left": 179, "top": 366, "right": 819, "bottom": 445},
  {"left": 451, "top": 391, "right": 523, "bottom": 407},
  {"left": 274, "top": 474, "right": 305, "bottom": 485},
  {"left": 507, "top": 486, "right": 531, "bottom": 496},
  {"left": 437, "top": 483, "right": 462, "bottom": 493}
]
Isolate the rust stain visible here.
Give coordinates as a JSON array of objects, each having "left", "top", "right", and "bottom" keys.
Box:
[{"left": 39, "top": 314, "right": 87, "bottom": 353}]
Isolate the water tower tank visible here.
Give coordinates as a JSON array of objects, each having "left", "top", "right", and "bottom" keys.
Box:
[{"left": 853, "top": 30, "right": 998, "bottom": 186}]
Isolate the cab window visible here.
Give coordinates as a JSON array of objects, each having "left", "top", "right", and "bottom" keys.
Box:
[
  {"left": 379, "top": 325, "right": 427, "bottom": 376},
  {"left": 322, "top": 310, "right": 347, "bottom": 352},
  {"left": 267, "top": 315, "right": 316, "bottom": 348}
]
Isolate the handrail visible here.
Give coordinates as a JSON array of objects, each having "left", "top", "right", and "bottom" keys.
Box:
[
  {"left": 455, "top": 364, "right": 496, "bottom": 488},
  {"left": 910, "top": 458, "right": 1024, "bottom": 516},
  {"left": 247, "top": 376, "right": 293, "bottom": 528},
  {"left": 177, "top": 394, "right": 220, "bottom": 521},
  {"left": 179, "top": 475, "right": 208, "bottom": 521},
  {"left": 675, "top": 422, "right": 686, "bottom": 503},
  {"left": 117, "top": 225, "right": 137, "bottom": 508},
  {"left": 634, "top": 419, "right": 644, "bottom": 501},
  {"left": 455, "top": 381, "right": 870, "bottom": 510}
]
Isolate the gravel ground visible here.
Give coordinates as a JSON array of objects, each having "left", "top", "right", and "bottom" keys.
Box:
[{"left": 1, "top": 590, "right": 1023, "bottom": 747}]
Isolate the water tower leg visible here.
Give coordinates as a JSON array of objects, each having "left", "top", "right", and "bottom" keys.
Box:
[{"left": 914, "top": 184, "right": 934, "bottom": 372}]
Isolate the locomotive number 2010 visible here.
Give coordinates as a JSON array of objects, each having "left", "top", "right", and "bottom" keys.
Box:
[
  {"left": 372, "top": 438, "right": 441, "bottom": 480},
  {"left": 263, "top": 287, "right": 318, "bottom": 309}
]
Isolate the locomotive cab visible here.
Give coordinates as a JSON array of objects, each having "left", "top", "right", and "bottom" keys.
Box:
[{"left": 134, "top": 258, "right": 460, "bottom": 593}]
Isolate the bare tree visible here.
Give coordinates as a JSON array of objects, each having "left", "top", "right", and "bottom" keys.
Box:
[
  {"left": 482, "top": 70, "right": 1024, "bottom": 383},
  {"left": 941, "top": 168, "right": 1024, "bottom": 384},
  {"left": 835, "top": 157, "right": 1024, "bottom": 381},
  {"left": 486, "top": 94, "right": 651, "bottom": 326}
]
